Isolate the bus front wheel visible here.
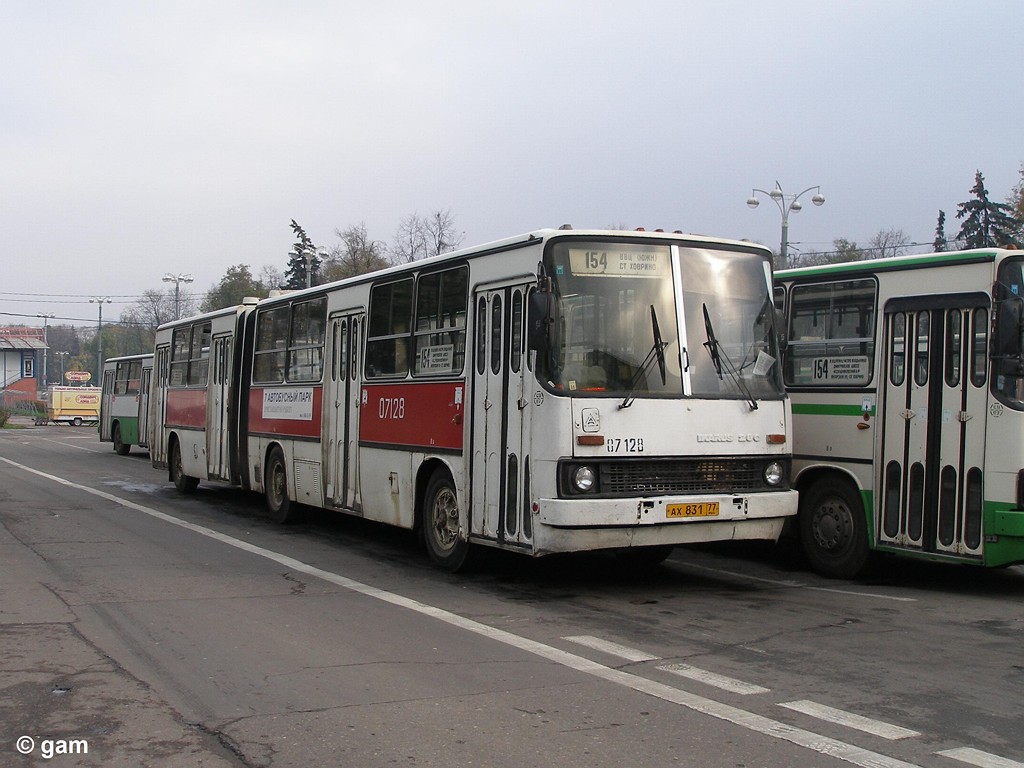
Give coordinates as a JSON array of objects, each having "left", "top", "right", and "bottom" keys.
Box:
[
  {"left": 422, "top": 471, "right": 470, "bottom": 572},
  {"left": 170, "top": 439, "right": 199, "bottom": 494},
  {"left": 265, "top": 447, "right": 301, "bottom": 524},
  {"left": 113, "top": 423, "right": 130, "bottom": 455},
  {"left": 799, "top": 480, "right": 871, "bottom": 579}
]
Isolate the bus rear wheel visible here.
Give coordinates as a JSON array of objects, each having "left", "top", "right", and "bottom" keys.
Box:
[
  {"left": 113, "top": 423, "right": 130, "bottom": 455},
  {"left": 422, "top": 470, "right": 470, "bottom": 572},
  {"left": 170, "top": 439, "right": 199, "bottom": 494},
  {"left": 799, "top": 479, "right": 871, "bottom": 579},
  {"left": 265, "top": 447, "right": 301, "bottom": 524}
]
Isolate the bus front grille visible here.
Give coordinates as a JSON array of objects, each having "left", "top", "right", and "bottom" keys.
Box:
[{"left": 600, "top": 458, "right": 782, "bottom": 496}]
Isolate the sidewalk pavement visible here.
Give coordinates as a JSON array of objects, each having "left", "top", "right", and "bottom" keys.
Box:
[{"left": 0, "top": 468, "right": 241, "bottom": 767}]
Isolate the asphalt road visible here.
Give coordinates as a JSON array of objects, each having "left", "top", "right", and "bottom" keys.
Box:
[{"left": 1, "top": 422, "right": 1022, "bottom": 767}]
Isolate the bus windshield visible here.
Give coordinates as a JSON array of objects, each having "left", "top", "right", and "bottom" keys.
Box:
[
  {"left": 993, "top": 256, "right": 1024, "bottom": 409},
  {"left": 540, "top": 240, "right": 783, "bottom": 400}
]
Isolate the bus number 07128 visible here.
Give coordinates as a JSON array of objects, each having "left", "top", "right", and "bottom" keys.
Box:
[
  {"left": 379, "top": 397, "right": 405, "bottom": 420},
  {"left": 607, "top": 437, "right": 644, "bottom": 453}
]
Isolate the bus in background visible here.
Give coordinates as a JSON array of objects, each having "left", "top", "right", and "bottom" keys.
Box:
[
  {"left": 151, "top": 228, "right": 797, "bottom": 570},
  {"left": 99, "top": 353, "right": 153, "bottom": 454},
  {"left": 150, "top": 302, "right": 255, "bottom": 490},
  {"left": 775, "top": 248, "right": 1024, "bottom": 578}
]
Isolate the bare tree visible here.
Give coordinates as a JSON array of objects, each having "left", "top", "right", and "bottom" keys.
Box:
[
  {"left": 258, "top": 264, "right": 285, "bottom": 292},
  {"left": 322, "top": 222, "right": 392, "bottom": 281},
  {"left": 121, "top": 289, "right": 184, "bottom": 330},
  {"left": 798, "top": 238, "right": 867, "bottom": 267},
  {"left": 392, "top": 213, "right": 429, "bottom": 263},
  {"left": 390, "top": 209, "right": 464, "bottom": 263},
  {"left": 423, "top": 209, "right": 464, "bottom": 256},
  {"left": 868, "top": 228, "right": 910, "bottom": 260}
]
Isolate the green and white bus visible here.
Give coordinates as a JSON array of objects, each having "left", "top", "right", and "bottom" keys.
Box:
[
  {"left": 99, "top": 353, "right": 153, "bottom": 455},
  {"left": 775, "top": 248, "right": 1024, "bottom": 578}
]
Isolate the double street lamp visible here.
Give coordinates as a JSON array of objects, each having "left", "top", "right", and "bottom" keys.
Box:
[
  {"left": 162, "top": 273, "right": 194, "bottom": 320},
  {"left": 746, "top": 182, "right": 825, "bottom": 270},
  {"left": 89, "top": 297, "right": 111, "bottom": 381}
]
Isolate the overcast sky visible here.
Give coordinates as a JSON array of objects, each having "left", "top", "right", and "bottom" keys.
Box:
[{"left": 3, "top": 1, "right": 1022, "bottom": 327}]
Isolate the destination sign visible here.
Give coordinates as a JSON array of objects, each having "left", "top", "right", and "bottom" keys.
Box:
[{"left": 568, "top": 246, "right": 669, "bottom": 278}]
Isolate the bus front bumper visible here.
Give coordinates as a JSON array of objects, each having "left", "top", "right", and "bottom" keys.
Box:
[{"left": 531, "top": 490, "right": 798, "bottom": 554}]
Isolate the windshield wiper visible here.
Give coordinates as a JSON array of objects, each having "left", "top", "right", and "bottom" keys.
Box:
[
  {"left": 702, "top": 304, "right": 723, "bottom": 378},
  {"left": 619, "top": 305, "right": 669, "bottom": 409},
  {"left": 702, "top": 303, "right": 758, "bottom": 411}
]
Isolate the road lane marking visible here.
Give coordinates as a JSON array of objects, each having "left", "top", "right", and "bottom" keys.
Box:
[
  {"left": 658, "top": 663, "right": 770, "bottom": 695},
  {"left": 779, "top": 700, "right": 920, "bottom": 740},
  {"left": 38, "top": 436, "right": 106, "bottom": 453},
  {"left": 0, "top": 456, "right": 928, "bottom": 768},
  {"left": 562, "top": 636, "right": 659, "bottom": 662},
  {"left": 680, "top": 561, "right": 917, "bottom": 602},
  {"left": 937, "top": 748, "right": 1024, "bottom": 768}
]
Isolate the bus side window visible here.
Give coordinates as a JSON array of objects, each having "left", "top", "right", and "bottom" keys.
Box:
[
  {"left": 366, "top": 279, "right": 413, "bottom": 378},
  {"left": 890, "top": 313, "right": 906, "bottom": 386},
  {"left": 971, "top": 308, "right": 987, "bottom": 388},
  {"left": 784, "top": 279, "right": 876, "bottom": 387},
  {"left": 287, "top": 297, "right": 327, "bottom": 383},
  {"left": 413, "top": 266, "right": 468, "bottom": 376},
  {"left": 254, "top": 308, "right": 288, "bottom": 384}
]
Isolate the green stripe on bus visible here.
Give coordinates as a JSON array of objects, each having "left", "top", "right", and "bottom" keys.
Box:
[
  {"left": 777, "top": 250, "right": 997, "bottom": 278},
  {"left": 791, "top": 403, "right": 875, "bottom": 417}
]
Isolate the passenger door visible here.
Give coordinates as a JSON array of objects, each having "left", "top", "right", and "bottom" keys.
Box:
[
  {"left": 100, "top": 369, "right": 115, "bottom": 441},
  {"left": 470, "top": 282, "right": 532, "bottom": 547},
  {"left": 325, "top": 311, "right": 363, "bottom": 511},
  {"left": 877, "top": 295, "right": 989, "bottom": 557},
  {"left": 151, "top": 345, "right": 170, "bottom": 466},
  {"left": 208, "top": 335, "right": 233, "bottom": 480}
]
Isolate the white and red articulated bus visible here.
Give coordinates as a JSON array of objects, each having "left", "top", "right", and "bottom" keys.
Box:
[{"left": 151, "top": 228, "right": 797, "bottom": 570}]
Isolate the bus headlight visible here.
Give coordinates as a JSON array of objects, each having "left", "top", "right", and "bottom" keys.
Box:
[
  {"left": 764, "top": 461, "right": 784, "bottom": 487},
  {"left": 573, "top": 465, "right": 597, "bottom": 493}
]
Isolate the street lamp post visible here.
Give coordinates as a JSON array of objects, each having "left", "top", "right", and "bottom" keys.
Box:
[
  {"left": 746, "top": 181, "right": 825, "bottom": 270},
  {"left": 55, "top": 351, "right": 69, "bottom": 384},
  {"left": 302, "top": 248, "right": 328, "bottom": 289},
  {"left": 162, "top": 273, "right": 194, "bottom": 320},
  {"left": 89, "top": 297, "right": 111, "bottom": 381},
  {"left": 36, "top": 312, "right": 55, "bottom": 389}
]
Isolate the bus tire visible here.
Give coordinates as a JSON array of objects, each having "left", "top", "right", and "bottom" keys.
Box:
[
  {"left": 72, "top": 417, "right": 83, "bottom": 427},
  {"left": 170, "top": 439, "right": 199, "bottom": 494},
  {"left": 799, "top": 479, "right": 871, "bottom": 579},
  {"left": 265, "top": 447, "right": 301, "bottom": 524},
  {"left": 422, "top": 470, "right": 470, "bottom": 572},
  {"left": 113, "top": 423, "right": 130, "bottom": 455}
]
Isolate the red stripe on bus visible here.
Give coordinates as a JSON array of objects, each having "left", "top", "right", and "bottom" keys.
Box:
[
  {"left": 165, "top": 388, "right": 207, "bottom": 429},
  {"left": 360, "top": 381, "right": 464, "bottom": 451}
]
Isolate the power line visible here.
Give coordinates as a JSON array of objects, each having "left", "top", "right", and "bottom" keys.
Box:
[
  {"left": 0, "top": 291, "right": 204, "bottom": 302},
  {"left": 0, "top": 310, "right": 157, "bottom": 327}
]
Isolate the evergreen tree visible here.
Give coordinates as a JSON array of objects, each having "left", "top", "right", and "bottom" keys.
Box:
[
  {"left": 933, "top": 210, "right": 948, "bottom": 252},
  {"left": 283, "top": 219, "right": 322, "bottom": 289},
  {"left": 955, "top": 171, "right": 1022, "bottom": 248},
  {"left": 1008, "top": 162, "right": 1024, "bottom": 244}
]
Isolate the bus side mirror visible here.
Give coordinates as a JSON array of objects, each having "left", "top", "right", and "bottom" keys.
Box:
[{"left": 528, "top": 291, "right": 556, "bottom": 351}]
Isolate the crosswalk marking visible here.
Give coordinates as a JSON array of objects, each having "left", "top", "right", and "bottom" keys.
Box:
[
  {"left": 657, "top": 663, "right": 770, "bottom": 695},
  {"left": 937, "top": 748, "right": 1024, "bottom": 768},
  {"left": 561, "top": 635, "right": 659, "bottom": 662},
  {"left": 779, "top": 700, "right": 920, "bottom": 740}
]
